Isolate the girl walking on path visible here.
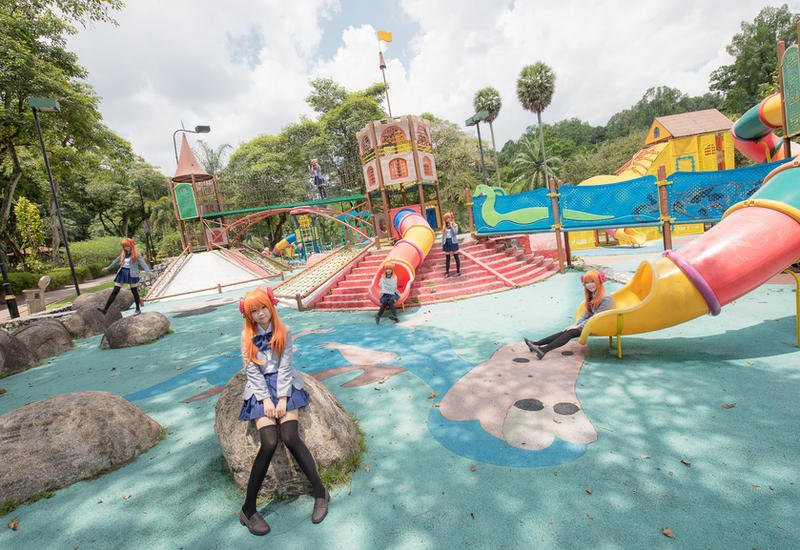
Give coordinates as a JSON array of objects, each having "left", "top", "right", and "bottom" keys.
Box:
[
  {"left": 237, "top": 287, "right": 328, "bottom": 536},
  {"left": 98, "top": 238, "right": 152, "bottom": 315},
  {"left": 375, "top": 264, "right": 400, "bottom": 324},
  {"left": 524, "top": 270, "right": 614, "bottom": 359},
  {"left": 442, "top": 212, "right": 461, "bottom": 277}
]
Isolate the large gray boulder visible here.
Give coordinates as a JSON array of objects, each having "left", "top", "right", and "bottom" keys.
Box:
[
  {"left": 73, "top": 287, "right": 134, "bottom": 311},
  {"left": 62, "top": 305, "right": 122, "bottom": 339},
  {"left": 0, "top": 329, "right": 38, "bottom": 377},
  {"left": 11, "top": 319, "right": 74, "bottom": 361},
  {"left": 100, "top": 311, "right": 170, "bottom": 349},
  {"left": 0, "top": 391, "right": 162, "bottom": 504},
  {"left": 215, "top": 370, "right": 359, "bottom": 498}
]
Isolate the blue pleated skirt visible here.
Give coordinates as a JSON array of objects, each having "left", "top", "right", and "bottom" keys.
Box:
[
  {"left": 443, "top": 239, "right": 459, "bottom": 252},
  {"left": 238, "top": 371, "right": 310, "bottom": 421},
  {"left": 114, "top": 267, "right": 139, "bottom": 285},
  {"left": 380, "top": 292, "right": 400, "bottom": 303}
]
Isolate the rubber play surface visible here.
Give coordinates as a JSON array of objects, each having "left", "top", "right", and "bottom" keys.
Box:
[{"left": 2, "top": 258, "right": 799, "bottom": 549}]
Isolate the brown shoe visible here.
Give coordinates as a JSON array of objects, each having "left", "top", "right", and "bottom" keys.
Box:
[
  {"left": 311, "top": 488, "right": 329, "bottom": 523},
  {"left": 239, "top": 509, "right": 270, "bottom": 535}
]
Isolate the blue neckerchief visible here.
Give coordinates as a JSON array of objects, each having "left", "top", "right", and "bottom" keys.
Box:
[{"left": 253, "top": 332, "right": 273, "bottom": 353}]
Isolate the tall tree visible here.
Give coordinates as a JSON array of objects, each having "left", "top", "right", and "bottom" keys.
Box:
[
  {"left": 473, "top": 87, "right": 502, "bottom": 185},
  {"left": 517, "top": 62, "right": 556, "bottom": 190},
  {"left": 709, "top": 5, "right": 798, "bottom": 115},
  {"left": 509, "top": 135, "right": 562, "bottom": 193}
]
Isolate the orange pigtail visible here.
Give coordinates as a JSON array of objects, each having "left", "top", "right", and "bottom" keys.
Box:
[
  {"left": 120, "top": 238, "right": 138, "bottom": 262},
  {"left": 240, "top": 288, "right": 286, "bottom": 365},
  {"left": 580, "top": 270, "right": 607, "bottom": 314}
]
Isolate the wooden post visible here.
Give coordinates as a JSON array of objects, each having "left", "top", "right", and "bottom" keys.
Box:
[
  {"left": 417, "top": 182, "right": 425, "bottom": 221},
  {"left": 657, "top": 164, "right": 673, "bottom": 250},
  {"left": 434, "top": 181, "right": 443, "bottom": 229},
  {"left": 778, "top": 39, "right": 792, "bottom": 160},
  {"left": 548, "top": 178, "right": 565, "bottom": 274},
  {"left": 365, "top": 193, "right": 380, "bottom": 249},
  {"left": 465, "top": 187, "right": 475, "bottom": 234},
  {"left": 368, "top": 121, "right": 391, "bottom": 241},
  {"left": 557, "top": 180, "right": 572, "bottom": 266},
  {"left": 217, "top": 283, "right": 222, "bottom": 294},
  {"left": 295, "top": 293, "right": 304, "bottom": 312}
]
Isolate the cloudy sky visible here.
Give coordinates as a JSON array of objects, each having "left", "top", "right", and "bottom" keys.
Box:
[{"left": 68, "top": 0, "right": 777, "bottom": 176}]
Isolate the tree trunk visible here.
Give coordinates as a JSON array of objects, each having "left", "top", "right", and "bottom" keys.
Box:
[
  {"left": 49, "top": 191, "right": 62, "bottom": 267},
  {"left": 537, "top": 110, "right": 549, "bottom": 186},
  {"left": 0, "top": 143, "right": 23, "bottom": 236},
  {"left": 1, "top": 230, "right": 24, "bottom": 268},
  {"left": 488, "top": 121, "right": 502, "bottom": 187}
]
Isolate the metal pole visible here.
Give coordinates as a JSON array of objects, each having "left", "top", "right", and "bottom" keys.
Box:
[
  {"left": 33, "top": 108, "right": 80, "bottom": 296},
  {"left": 135, "top": 181, "right": 154, "bottom": 265},
  {"left": 475, "top": 123, "right": 488, "bottom": 185},
  {"left": 0, "top": 248, "right": 20, "bottom": 318}
]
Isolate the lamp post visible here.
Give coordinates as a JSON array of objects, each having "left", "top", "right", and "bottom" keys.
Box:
[
  {"left": 0, "top": 248, "right": 19, "bottom": 318},
  {"left": 134, "top": 179, "right": 155, "bottom": 266},
  {"left": 27, "top": 97, "right": 80, "bottom": 297},
  {"left": 466, "top": 110, "right": 490, "bottom": 186},
  {"left": 172, "top": 124, "right": 211, "bottom": 164}
]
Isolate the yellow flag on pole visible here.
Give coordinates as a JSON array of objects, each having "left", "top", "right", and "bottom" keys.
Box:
[{"left": 378, "top": 30, "right": 392, "bottom": 42}]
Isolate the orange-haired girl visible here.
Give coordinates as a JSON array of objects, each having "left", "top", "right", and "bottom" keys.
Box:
[
  {"left": 524, "top": 270, "right": 614, "bottom": 360},
  {"left": 99, "top": 238, "right": 152, "bottom": 315},
  {"left": 442, "top": 212, "right": 461, "bottom": 277},
  {"left": 236, "top": 287, "right": 328, "bottom": 535}
]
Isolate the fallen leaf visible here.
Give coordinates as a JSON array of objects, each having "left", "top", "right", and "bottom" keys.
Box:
[
  {"left": 640, "top": 455, "right": 651, "bottom": 459},
  {"left": 723, "top": 403, "right": 736, "bottom": 409},
  {"left": 197, "top": 488, "right": 204, "bottom": 493},
  {"left": 586, "top": 488, "right": 592, "bottom": 494},
  {"left": 662, "top": 527, "right": 675, "bottom": 539},
  {"left": 470, "top": 513, "right": 475, "bottom": 519},
  {"left": 123, "top": 494, "right": 131, "bottom": 500},
  {"left": 8, "top": 516, "right": 18, "bottom": 530},
  {"left": 681, "top": 460, "right": 691, "bottom": 467},
  {"left": 553, "top": 471, "right": 558, "bottom": 476},
  {"left": 586, "top": 514, "right": 593, "bottom": 520},
  {"left": 142, "top": 510, "right": 148, "bottom": 514},
  {"left": 432, "top": 403, "right": 440, "bottom": 408},
  {"left": 553, "top": 419, "right": 562, "bottom": 424},
  {"left": 427, "top": 392, "right": 439, "bottom": 399},
  {"left": 668, "top": 471, "right": 674, "bottom": 476},
  {"left": 175, "top": 366, "right": 182, "bottom": 370},
  {"left": 752, "top": 484, "right": 760, "bottom": 488},
  {"left": 778, "top": 525, "right": 785, "bottom": 530},
  {"left": 747, "top": 361, "right": 753, "bottom": 365},
  {"left": 365, "top": 464, "right": 370, "bottom": 473},
  {"left": 373, "top": 387, "right": 380, "bottom": 391},
  {"left": 470, "top": 466, "right": 476, "bottom": 472}
]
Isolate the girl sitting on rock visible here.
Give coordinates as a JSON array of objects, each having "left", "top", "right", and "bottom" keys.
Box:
[
  {"left": 98, "top": 238, "right": 152, "bottom": 316},
  {"left": 524, "top": 270, "right": 614, "bottom": 360},
  {"left": 236, "top": 287, "right": 328, "bottom": 536}
]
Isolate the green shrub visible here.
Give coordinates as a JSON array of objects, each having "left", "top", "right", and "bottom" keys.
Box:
[
  {"left": 5, "top": 272, "right": 39, "bottom": 295},
  {"left": 87, "top": 261, "right": 108, "bottom": 278},
  {"left": 45, "top": 266, "right": 90, "bottom": 289},
  {"left": 156, "top": 231, "right": 184, "bottom": 259},
  {"left": 66, "top": 236, "right": 122, "bottom": 264}
]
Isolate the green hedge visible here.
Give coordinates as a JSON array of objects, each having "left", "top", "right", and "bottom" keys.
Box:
[
  {"left": 87, "top": 261, "right": 108, "bottom": 278},
  {"left": 44, "top": 266, "right": 90, "bottom": 290},
  {"left": 65, "top": 236, "right": 122, "bottom": 264},
  {"left": 5, "top": 272, "right": 39, "bottom": 295}
]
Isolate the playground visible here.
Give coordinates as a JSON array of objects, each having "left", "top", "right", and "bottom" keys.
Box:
[
  {"left": 1, "top": 240, "right": 799, "bottom": 548},
  {"left": 5, "top": 20, "right": 800, "bottom": 549}
]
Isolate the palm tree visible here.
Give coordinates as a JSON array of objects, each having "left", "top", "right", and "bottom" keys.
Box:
[
  {"left": 509, "top": 135, "right": 562, "bottom": 194},
  {"left": 473, "top": 87, "right": 502, "bottom": 186},
  {"left": 517, "top": 62, "right": 556, "bottom": 189},
  {"left": 194, "top": 140, "right": 233, "bottom": 175}
]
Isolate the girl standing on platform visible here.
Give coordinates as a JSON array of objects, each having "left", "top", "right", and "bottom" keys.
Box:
[
  {"left": 442, "top": 212, "right": 461, "bottom": 277},
  {"left": 375, "top": 264, "right": 400, "bottom": 324},
  {"left": 98, "top": 238, "right": 152, "bottom": 315},
  {"left": 524, "top": 270, "right": 614, "bottom": 359},
  {"left": 237, "top": 287, "right": 328, "bottom": 536}
]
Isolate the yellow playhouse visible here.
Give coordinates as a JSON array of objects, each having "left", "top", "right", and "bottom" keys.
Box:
[{"left": 570, "top": 108, "right": 736, "bottom": 249}]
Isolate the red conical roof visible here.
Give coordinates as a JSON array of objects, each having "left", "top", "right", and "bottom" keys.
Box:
[{"left": 173, "top": 133, "right": 212, "bottom": 182}]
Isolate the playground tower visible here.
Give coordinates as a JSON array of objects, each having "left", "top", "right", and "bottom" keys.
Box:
[{"left": 357, "top": 115, "right": 443, "bottom": 241}]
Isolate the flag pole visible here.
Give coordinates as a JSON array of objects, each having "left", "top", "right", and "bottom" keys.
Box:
[{"left": 378, "top": 37, "right": 393, "bottom": 117}]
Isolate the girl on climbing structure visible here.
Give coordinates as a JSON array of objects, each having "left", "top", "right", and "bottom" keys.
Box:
[
  {"left": 524, "top": 270, "right": 614, "bottom": 360},
  {"left": 442, "top": 212, "right": 461, "bottom": 277},
  {"left": 236, "top": 287, "right": 328, "bottom": 536},
  {"left": 375, "top": 263, "right": 400, "bottom": 324},
  {"left": 98, "top": 238, "right": 152, "bottom": 316}
]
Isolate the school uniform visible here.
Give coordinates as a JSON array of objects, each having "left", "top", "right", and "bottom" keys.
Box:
[{"left": 105, "top": 254, "right": 152, "bottom": 284}]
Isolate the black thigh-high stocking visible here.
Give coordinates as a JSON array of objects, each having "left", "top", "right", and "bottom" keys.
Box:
[
  {"left": 280, "top": 420, "right": 325, "bottom": 498},
  {"left": 388, "top": 301, "right": 398, "bottom": 319},
  {"left": 102, "top": 286, "right": 121, "bottom": 313},
  {"left": 242, "top": 425, "right": 279, "bottom": 518},
  {"left": 377, "top": 302, "right": 388, "bottom": 317},
  {"left": 445, "top": 254, "right": 451, "bottom": 274},
  {"left": 454, "top": 253, "right": 461, "bottom": 273},
  {"left": 130, "top": 287, "right": 141, "bottom": 312},
  {"left": 539, "top": 327, "right": 582, "bottom": 353}
]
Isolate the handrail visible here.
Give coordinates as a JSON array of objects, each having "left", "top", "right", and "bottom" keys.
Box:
[
  {"left": 459, "top": 248, "right": 517, "bottom": 288},
  {"left": 302, "top": 244, "right": 375, "bottom": 309},
  {"left": 274, "top": 244, "right": 350, "bottom": 298},
  {"left": 143, "top": 244, "right": 191, "bottom": 300},
  {"left": 144, "top": 276, "right": 269, "bottom": 302}
]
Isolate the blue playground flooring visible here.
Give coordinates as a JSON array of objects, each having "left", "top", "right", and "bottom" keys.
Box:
[{"left": 1, "top": 248, "right": 799, "bottom": 549}]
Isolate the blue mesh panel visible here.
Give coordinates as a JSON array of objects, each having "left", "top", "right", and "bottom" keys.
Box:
[
  {"left": 667, "top": 159, "right": 790, "bottom": 223},
  {"left": 559, "top": 175, "right": 659, "bottom": 229},
  {"left": 472, "top": 187, "right": 554, "bottom": 234}
]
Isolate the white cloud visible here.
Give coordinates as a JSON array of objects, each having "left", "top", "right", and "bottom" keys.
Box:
[{"left": 68, "top": 0, "right": 769, "bottom": 175}]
